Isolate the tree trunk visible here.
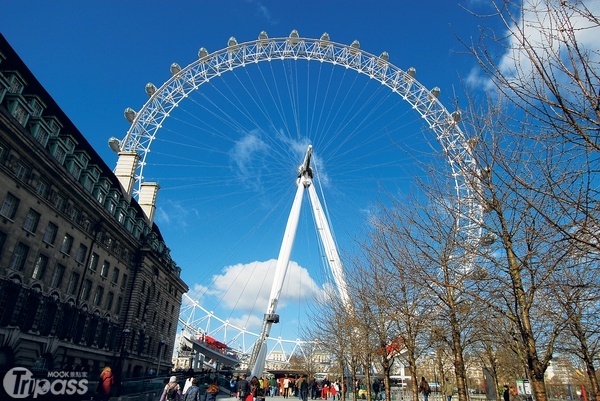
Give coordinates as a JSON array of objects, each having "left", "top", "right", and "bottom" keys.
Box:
[
  {"left": 506, "top": 245, "right": 548, "bottom": 401},
  {"left": 447, "top": 302, "right": 468, "bottom": 401}
]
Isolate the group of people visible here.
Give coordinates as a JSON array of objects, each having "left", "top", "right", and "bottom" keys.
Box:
[
  {"left": 159, "top": 375, "right": 221, "bottom": 401},
  {"left": 418, "top": 376, "right": 455, "bottom": 401},
  {"left": 231, "top": 374, "right": 346, "bottom": 401},
  {"left": 235, "top": 373, "right": 269, "bottom": 401}
]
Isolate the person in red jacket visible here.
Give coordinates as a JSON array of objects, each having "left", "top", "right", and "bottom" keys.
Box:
[{"left": 97, "top": 366, "right": 114, "bottom": 401}]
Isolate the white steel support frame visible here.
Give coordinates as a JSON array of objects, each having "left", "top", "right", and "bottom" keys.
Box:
[{"left": 249, "top": 145, "right": 348, "bottom": 378}]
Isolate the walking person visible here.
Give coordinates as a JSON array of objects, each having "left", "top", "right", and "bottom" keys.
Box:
[
  {"left": 372, "top": 380, "right": 380, "bottom": 401},
  {"left": 283, "top": 375, "right": 291, "bottom": 398},
  {"left": 300, "top": 375, "right": 309, "bottom": 401},
  {"left": 97, "top": 366, "right": 114, "bottom": 401},
  {"left": 443, "top": 378, "right": 454, "bottom": 401},
  {"left": 269, "top": 376, "right": 278, "bottom": 397},
  {"left": 237, "top": 374, "right": 251, "bottom": 401},
  {"left": 160, "top": 376, "right": 182, "bottom": 401},
  {"left": 419, "top": 377, "right": 431, "bottom": 401},
  {"left": 231, "top": 377, "right": 238, "bottom": 397},
  {"left": 184, "top": 379, "right": 201, "bottom": 401},
  {"left": 206, "top": 380, "right": 220, "bottom": 401}
]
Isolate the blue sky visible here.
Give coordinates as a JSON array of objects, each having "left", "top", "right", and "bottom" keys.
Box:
[{"left": 1, "top": 0, "right": 502, "bottom": 353}]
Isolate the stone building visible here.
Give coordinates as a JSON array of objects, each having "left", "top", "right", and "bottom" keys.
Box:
[{"left": 0, "top": 33, "right": 188, "bottom": 380}]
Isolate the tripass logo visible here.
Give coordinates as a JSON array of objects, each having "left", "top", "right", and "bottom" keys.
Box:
[{"left": 2, "top": 367, "right": 89, "bottom": 399}]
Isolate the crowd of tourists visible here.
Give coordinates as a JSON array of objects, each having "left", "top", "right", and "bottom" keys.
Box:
[{"left": 232, "top": 374, "right": 348, "bottom": 401}]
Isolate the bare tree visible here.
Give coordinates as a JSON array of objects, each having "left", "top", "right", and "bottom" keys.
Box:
[
  {"left": 462, "top": 2, "right": 600, "bottom": 400},
  {"left": 550, "top": 254, "right": 600, "bottom": 401},
  {"left": 365, "top": 211, "right": 445, "bottom": 401},
  {"left": 365, "top": 179, "right": 482, "bottom": 401},
  {"left": 305, "top": 285, "right": 360, "bottom": 401}
]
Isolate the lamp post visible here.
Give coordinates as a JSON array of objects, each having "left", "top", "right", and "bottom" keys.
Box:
[
  {"left": 157, "top": 339, "right": 166, "bottom": 376},
  {"left": 433, "top": 355, "right": 438, "bottom": 401},
  {"left": 117, "top": 328, "right": 131, "bottom": 396}
]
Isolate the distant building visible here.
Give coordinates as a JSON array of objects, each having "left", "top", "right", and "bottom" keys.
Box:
[
  {"left": 545, "top": 357, "right": 574, "bottom": 385},
  {"left": 0, "top": 34, "right": 188, "bottom": 379}
]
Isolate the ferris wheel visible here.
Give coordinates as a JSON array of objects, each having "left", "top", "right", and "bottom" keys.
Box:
[{"left": 109, "top": 30, "right": 482, "bottom": 368}]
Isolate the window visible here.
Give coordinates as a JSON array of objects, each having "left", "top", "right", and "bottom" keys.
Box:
[
  {"left": 111, "top": 267, "right": 119, "bottom": 284},
  {"left": 8, "top": 242, "right": 29, "bottom": 271},
  {"left": 8, "top": 75, "right": 24, "bottom": 94},
  {"left": 66, "top": 272, "right": 80, "bottom": 295},
  {"left": 0, "top": 192, "right": 20, "bottom": 219},
  {"left": 53, "top": 194, "right": 65, "bottom": 211},
  {"left": 68, "top": 207, "right": 81, "bottom": 223},
  {"left": 93, "top": 286, "right": 104, "bottom": 306},
  {"left": 60, "top": 234, "right": 73, "bottom": 255},
  {"left": 106, "top": 292, "right": 114, "bottom": 311},
  {"left": 15, "top": 161, "right": 30, "bottom": 181},
  {"left": 0, "top": 144, "right": 8, "bottom": 163},
  {"left": 35, "top": 180, "right": 49, "bottom": 198},
  {"left": 80, "top": 279, "right": 92, "bottom": 301},
  {"left": 100, "top": 261, "right": 110, "bottom": 278},
  {"left": 50, "top": 264, "right": 65, "bottom": 288},
  {"left": 69, "top": 162, "right": 81, "bottom": 179},
  {"left": 29, "top": 98, "right": 44, "bottom": 117},
  {"left": 22, "top": 209, "right": 41, "bottom": 233},
  {"left": 88, "top": 252, "right": 99, "bottom": 272},
  {"left": 12, "top": 103, "right": 29, "bottom": 125},
  {"left": 75, "top": 244, "right": 88, "bottom": 264},
  {"left": 0, "top": 231, "right": 6, "bottom": 256},
  {"left": 121, "top": 273, "right": 128, "bottom": 290},
  {"left": 47, "top": 117, "right": 61, "bottom": 136},
  {"left": 43, "top": 222, "right": 58, "bottom": 245},
  {"left": 115, "top": 297, "right": 123, "bottom": 314},
  {"left": 32, "top": 254, "right": 49, "bottom": 280},
  {"left": 33, "top": 124, "right": 49, "bottom": 146},
  {"left": 52, "top": 145, "right": 66, "bottom": 164}
]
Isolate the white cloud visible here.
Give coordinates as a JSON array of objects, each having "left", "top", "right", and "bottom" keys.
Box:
[
  {"left": 470, "top": 0, "right": 600, "bottom": 90},
  {"left": 208, "top": 259, "right": 322, "bottom": 311},
  {"left": 229, "top": 130, "right": 270, "bottom": 189},
  {"left": 184, "top": 258, "right": 324, "bottom": 331},
  {"left": 155, "top": 198, "right": 199, "bottom": 229},
  {"left": 226, "top": 313, "right": 264, "bottom": 331}
]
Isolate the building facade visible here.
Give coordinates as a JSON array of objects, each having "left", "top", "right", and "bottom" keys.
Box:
[{"left": 0, "top": 34, "right": 188, "bottom": 381}]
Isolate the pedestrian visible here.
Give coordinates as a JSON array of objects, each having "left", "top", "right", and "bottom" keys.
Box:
[
  {"left": 329, "top": 382, "right": 337, "bottom": 401},
  {"left": 262, "top": 376, "right": 270, "bottom": 398},
  {"left": 503, "top": 385, "right": 510, "bottom": 401},
  {"left": 300, "top": 375, "right": 309, "bottom": 401},
  {"left": 250, "top": 376, "right": 261, "bottom": 401},
  {"left": 97, "top": 366, "right": 114, "bottom": 401},
  {"left": 184, "top": 379, "right": 201, "bottom": 401},
  {"left": 183, "top": 375, "right": 195, "bottom": 395},
  {"left": 283, "top": 375, "right": 291, "bottom": 398},
  {"left": 373, "top": 380, "right": 380, "bottom": 401},
  {"left": 238, "top": 374, "right": 251, "bottom": 401},
  {"left": 206, "top": 380, "right": 220, "bottom": 401},
  {"left": 443, "top": 378, "right": 454, "bottom": 401},
  {"left": 419, "top": 377, "right": 431, "bottom": 401},
  {"left": 160, "top": 376, "right": 182, "bottom": 401},
  {"left": 269, "top": 376, "right": 278, "bottom": 397}
]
